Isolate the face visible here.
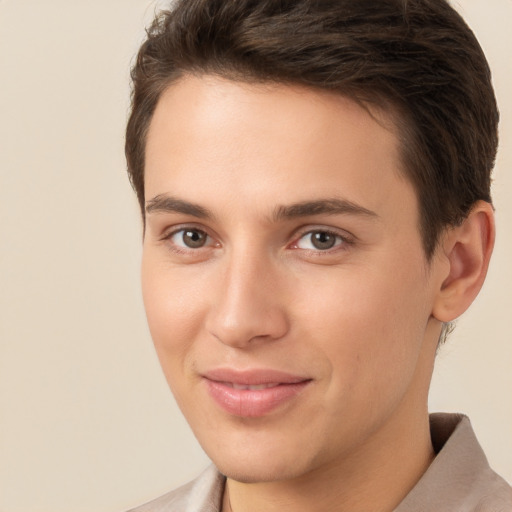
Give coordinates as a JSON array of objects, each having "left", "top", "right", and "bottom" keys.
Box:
[{"left": 142, "top": 75, "right": 444, "bottom": 483}]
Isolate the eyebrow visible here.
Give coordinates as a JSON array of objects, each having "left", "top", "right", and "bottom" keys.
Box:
[
  {"left": 145, "top": 194, "right": 214, "bottom": 219},
  {"left": 272, "top": 198, "right": 379, "bottom": 221},
  {"left": 145, "top": 194, "right": 378, "bottom": 222}
]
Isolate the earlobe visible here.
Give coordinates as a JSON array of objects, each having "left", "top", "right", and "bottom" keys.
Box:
[{"left": 432, "top": 201, "right": 495, "bottom": 323}]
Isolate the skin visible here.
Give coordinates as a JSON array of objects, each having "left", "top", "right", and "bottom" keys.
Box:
[{"left": 141, "top": 74, "right": 494, "bottom": 512}]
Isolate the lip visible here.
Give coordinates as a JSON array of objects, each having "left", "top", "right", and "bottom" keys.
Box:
[{"left": 202, "top": 368, "right": 312, "bottom": 417}]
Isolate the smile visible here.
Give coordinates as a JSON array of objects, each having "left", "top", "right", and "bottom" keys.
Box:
[
  {"left": 202, "top": 369, "right": 312, "bottom": 417},
  {"left": 227, "top": 382, "right": 280, "bottom": 390}
]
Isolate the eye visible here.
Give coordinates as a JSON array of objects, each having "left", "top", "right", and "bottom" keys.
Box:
[
  {"left": 295, "top": 230, "right": 346, "bottom": 251},
  {"left": 169, "top": 228, "right": 210, "bottom": 249}
]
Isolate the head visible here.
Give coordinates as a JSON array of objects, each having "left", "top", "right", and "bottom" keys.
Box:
[
  {"left": 126, "top": 0, "right": 497, "bottom": 486},
  {"left": 126, "top": 0, "right": 498, "bottom": 259}
]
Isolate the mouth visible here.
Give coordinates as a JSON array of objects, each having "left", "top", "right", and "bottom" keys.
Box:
[
  {"left": 202, "top": 368, "right": 312, "bottom": 417},
  {"left": 224, "top": 382, "right": 281, "bottom": 391}
]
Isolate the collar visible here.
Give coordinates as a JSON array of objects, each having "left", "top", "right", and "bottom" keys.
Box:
[{"left": 394, "top": 413, "right": 511, "bottom": 511}]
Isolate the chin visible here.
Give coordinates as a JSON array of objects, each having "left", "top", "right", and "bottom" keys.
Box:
[
  {"left": 215, "top": 458, "right": 304, "bottom": 484},
  {"left": 202, "top": 434, "right": 318, "bottom": 484}
]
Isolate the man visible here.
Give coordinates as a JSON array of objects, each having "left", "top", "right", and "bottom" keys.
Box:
[{"left": 125, "top": 0, "right": 512, "bottom": 510}]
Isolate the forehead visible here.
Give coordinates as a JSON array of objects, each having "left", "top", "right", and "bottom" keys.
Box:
[{"left": 144, "top": 74, "right": 415, "bottom": 224}]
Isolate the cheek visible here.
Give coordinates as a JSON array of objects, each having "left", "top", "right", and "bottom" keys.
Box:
[
  {"left": 299, "top": 263, "right": 430, "bottom": 398},
  {"left": 141, "top": 252, "right": 207, "bottom": 378}
]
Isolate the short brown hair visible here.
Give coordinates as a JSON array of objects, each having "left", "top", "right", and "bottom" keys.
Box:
[{"left": 125, "top": 0, "right": 499, "bottom": 258}]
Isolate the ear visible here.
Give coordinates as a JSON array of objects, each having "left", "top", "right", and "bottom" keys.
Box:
[{"left": 432, "top": 201, "right": 495, "bottom": 323}]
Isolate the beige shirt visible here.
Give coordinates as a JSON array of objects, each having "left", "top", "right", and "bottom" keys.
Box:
[{"left": 129, "top": 414, "right": 512, "bottom": 512}]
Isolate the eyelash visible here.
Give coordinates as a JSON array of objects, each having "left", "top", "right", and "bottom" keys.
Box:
[{"left": 160, "top": 226, "right": 354, "bottom": 256}]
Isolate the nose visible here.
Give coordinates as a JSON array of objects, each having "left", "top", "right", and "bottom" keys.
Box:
[{"left": 205, "top": 251, "right": 289, "bottom": 348}]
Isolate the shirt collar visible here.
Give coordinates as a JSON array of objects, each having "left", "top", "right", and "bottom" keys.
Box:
[{"left": 394, "top": 413, "right": 494, "bottom": 511}]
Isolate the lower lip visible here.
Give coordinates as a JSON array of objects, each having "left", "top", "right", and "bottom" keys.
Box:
[{"left": 205, "top": 379, "right": 311, "bottom": 417}]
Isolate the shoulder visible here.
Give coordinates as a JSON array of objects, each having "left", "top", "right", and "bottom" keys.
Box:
[
  {"left": 472, "top": 467, "right": 512, "bottom": 512},
  {"left": 127, "top": 465, "right": 225, "bottom": 512},
  {"left": 435, "top": 414, "right": 512, "bottom": 511}
]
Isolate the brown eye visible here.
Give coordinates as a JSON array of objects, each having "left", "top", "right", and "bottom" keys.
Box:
[
  {"left": 311, "top": 231, "right": 336, "bottom": 250},
  {"left": 296, "top": 230, "right": 343, "bottom": 251},
  {"left": 171, "top": 229, "right": 209, "bottom": 248}
]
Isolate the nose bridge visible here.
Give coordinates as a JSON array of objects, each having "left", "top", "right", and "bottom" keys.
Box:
[{"left": 206, "top": 242, "right": 288, "bottom": 347}]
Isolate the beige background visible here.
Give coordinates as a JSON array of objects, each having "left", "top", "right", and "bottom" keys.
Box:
[{"left": 0, "top": 1, "right": 510, "bottom": 511}]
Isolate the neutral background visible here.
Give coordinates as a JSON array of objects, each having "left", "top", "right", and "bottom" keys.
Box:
[{"left": 0, "top": 1, "right": 510, "bottom": 511}]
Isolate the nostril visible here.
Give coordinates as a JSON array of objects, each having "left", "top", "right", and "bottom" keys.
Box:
[
  {"left": 204, "top": 260, "right": 289, "bottom": 346},
  {"left": 206, "top": 308, "right": 289, "bottom": 348}
]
